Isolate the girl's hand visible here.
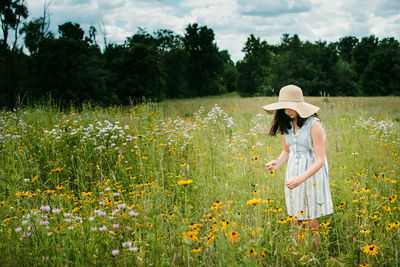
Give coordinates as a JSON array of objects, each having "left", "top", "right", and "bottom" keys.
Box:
[
  {"left": 285, "top": 176, "right": 304, "bottom": 189},
  {"left": 265, "top": 160, "right": 279, "bottom": 171}
]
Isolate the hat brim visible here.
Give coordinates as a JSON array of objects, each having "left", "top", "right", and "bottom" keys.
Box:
[{"left": 262, "top": 101, "right": 319, "bottom": 118}]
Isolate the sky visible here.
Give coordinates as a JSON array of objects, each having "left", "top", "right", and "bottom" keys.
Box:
[{"left": 24, "top": 0, "right": 400, "bottom": 62}]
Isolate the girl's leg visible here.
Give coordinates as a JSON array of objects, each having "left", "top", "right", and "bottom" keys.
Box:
[
  {"left": 292, "top": 220, "right": 302, "bottom": 245},
  {"left": 309, "top": 218, "right": 319, "bottom": 250}
]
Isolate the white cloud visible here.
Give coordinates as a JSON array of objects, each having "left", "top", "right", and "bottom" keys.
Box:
[{"left": 237, "top": 0, "right": 312, "bottom": 16}]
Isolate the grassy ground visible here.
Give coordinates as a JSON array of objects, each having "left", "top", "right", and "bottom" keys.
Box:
[{"left": 0, "top": 96, "right": 399, "bottom": 266}]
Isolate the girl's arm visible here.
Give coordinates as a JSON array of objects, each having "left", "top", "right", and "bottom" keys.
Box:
[
  {"left": 266, "top": 135, "right": 290, "bottom": 170},
  {"left": 285, "top": 121, "right": 325, "bottom": 189}
]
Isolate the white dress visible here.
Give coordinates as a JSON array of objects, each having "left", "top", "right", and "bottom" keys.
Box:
[{"left": 283, "top": 116, "right": 333, "bottom": 220}]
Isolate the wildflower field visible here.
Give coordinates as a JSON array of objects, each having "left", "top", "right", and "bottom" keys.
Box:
[{"left": 0, "top": 96, "right": 399, "bottom": 266}]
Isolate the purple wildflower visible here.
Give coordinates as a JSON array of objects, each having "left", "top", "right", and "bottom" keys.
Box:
[
  {"left": 129, "top": 211, "right": 138, "bottom": 217},
  {"left": 52, "top": 208, "right": 61, "bottom": 214},
  {"left": 40, "top": 206, "right": 51, "bottom": 211},
  {"left": 122, "top": 242, "right": 132, "bottom": 247},
  {"left": 40, "top": 220, "right": 49, "bottom": 225}
]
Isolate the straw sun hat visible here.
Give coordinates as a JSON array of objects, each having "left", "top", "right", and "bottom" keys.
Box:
[{"left": 262, "top": 85, "right": 319, "bottom": 118}]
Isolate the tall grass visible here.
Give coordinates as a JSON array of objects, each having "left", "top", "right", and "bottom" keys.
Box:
[{"left": 0, "top": 97, "right": 399, "bottom": 266}]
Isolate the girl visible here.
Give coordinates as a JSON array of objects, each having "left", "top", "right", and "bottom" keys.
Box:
[{"left": 263, "top": 84, "right": 333, "bottom": 246}]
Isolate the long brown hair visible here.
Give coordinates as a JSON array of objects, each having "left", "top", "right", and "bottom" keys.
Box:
[{"left": 268, "top": 109, "right": 319, "bottom": 136}]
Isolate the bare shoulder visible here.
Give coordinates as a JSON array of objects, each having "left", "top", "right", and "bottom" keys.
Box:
[{"left": 310, "top": 120, "right": 324, "bottom": 136}]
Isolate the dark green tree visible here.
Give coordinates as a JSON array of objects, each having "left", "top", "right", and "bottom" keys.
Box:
[
  {"left": 236, "top": 34, "right": 272, "bottom": 96},
  {"left": 219, "top": 50, "right": 237, "bottom": 93},
  {"left": 352, "top": 35, "right": 379, "bottom": 88},
  {"left": 154, "top": 29, "right": 188, "bottom": 98},
  {"left": 103, "top": 43, "right": 126, "bottom": 104},
  {"left": 32, "top": 23, "right": 107, "bottom": 105},
  {"left": 19, "top": 17, "right": 50, "bottom": 55},
  {"left": 112, "top": 29, "right": 166, "bottom": 103},
  {"left": 337, "top": 36, "right": 358, "bottom": 63},
  {"left": 359, "top": 37, "right": 400, "bottom": 95},
  {"left": 183, "top": 23, "right": 224, "bottom": 97},
  {"left": 271, "top": 34, "right": 308, "bottom": 93},
  {"left": 117, "top": 43, "right": 166, "bottom": 102},
  {"left": 334, "top": 59, "right": 360, "bottom": 96},
  {"left": 0, "top": 0, "right": 28, "bottom": 107},
  {"left": 58, "top": 22, "right": 84, "bottom": 40},
  {"left": 0, "top": 0, "right": 28, "bottom": 48}
]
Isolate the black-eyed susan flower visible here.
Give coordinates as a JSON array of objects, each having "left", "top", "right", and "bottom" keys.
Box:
[
  {"left": 386, "top": 224, "right": 394, "bottom": 230},
  {"left": 363, "top": 244, "right": 379, "bottom": 256},
  {"left": 360, "top": 228, "right": 370, "bottom": 234},
  {"left": 286, "top": 215, "right": 296, "bottom": 222},
  {"left": 50, "top": 167, "right": 63, "bottom": 172},
  {"left": 297, "top": 232, "right": 305, "bottom": 240},
  {"left": 337, "top": 201, "right": 346, "bottom": 209},
  {"left": 228, "top": 231, "right": 239, "bottom": 243},
  {"left": 277, "top": 218, "right": 287, "bottom": 224},
  {"left": 245, "top": 248, "right": 257, "bottom": 258},
  {"left": 247, "top": 198, "right": 262, "bottom": 205},
  {"left": 177, "top": 179, "right": 193, "bottom": 186},
  {"left": 206, "top": 235, "right": 215, "bottom": 247},
  {"left": 320, "top": 221, "right": 331, "bottom": 228},
  {"left": 192, "top": 247, "right": 201, "bottom": 253},
  {"left": 260, "top": 250, "right": 267, "bottom": 258},
  {"left": 370, "top": 215, "right": 380, "bottom": 220}
]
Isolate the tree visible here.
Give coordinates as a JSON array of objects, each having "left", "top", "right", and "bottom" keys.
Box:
[
  {"left": 183, "top": 23, "right": 224, "bottom": 97},
  {"left": 334, "top": 59, "right": 360, "bottom": 96},
  {"left": 58, "top": 22, "right": 84, "bottom": 40},
  {"left": 32, "top": 23, "right": 107, "bottom": 105},
  {"left": 88, "top": 26, "right": 97, "bottom": 45},
  {"left": 236, "top": 34, "right": 272, "bottom": 96},
  {"left": 271, "top": 34, "right": 307, "bottom": 93},
  {"left": 359, "top": 37, "right": 400, "bottom": 95},
  {"left": 117, "top": 43, "right": 165, "bottom": 102},
  {"left": 352, "top": 35, "right": 379, "bottom": 80},
  {"left": 302, "top": 41, "right": 338, "bottom": 95},
  {"left": 219, "top": 50, "right": 237, "bottom": 93},
  {"left": 103, "top": 43, "right": 126, "bottom": 104},
  {"left": 270, "top": 34, "right": 339, "bottom": 96},
  {"left": 154, "top": 29, "right": 188, "bottom": 98},
  {"left": 126, "top": 27, "right": 157, "bottom": 48},
  {"left": 0, "top": 0, "right": 28, "bottom": 48},
  {"left": 20, "top": 17, "right": 50, "bottom": 55},
  {"left": 337, "top": 36, "right": 358, "bottom": 63}
]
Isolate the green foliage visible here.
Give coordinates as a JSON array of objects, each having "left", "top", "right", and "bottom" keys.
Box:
[
  {"left": 184, "top": 23, "right": 226, "bottom": 97},
  {"left": 1, "top": 7, "right": 400, "bottom": 108},
  {"left": 58, "top": 22, "right": 84, "bottom": 40},
  {"left": 0, "top": 97, "right": 399, "bottom": 266},
  {"left": 237, "top": 34, "right": 272, "bottom": 97},
  {"left": 31, "top": 37, "right": 107, "bottom": 106}
]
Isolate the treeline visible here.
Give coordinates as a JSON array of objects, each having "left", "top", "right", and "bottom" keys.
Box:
[{"left": 1, "top": 2, "right": 400, "bottom": 107}]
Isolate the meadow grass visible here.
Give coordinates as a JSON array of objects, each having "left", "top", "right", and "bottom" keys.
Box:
[{"left": 0, "top": 96, "right": 399, "bottom": 266}]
